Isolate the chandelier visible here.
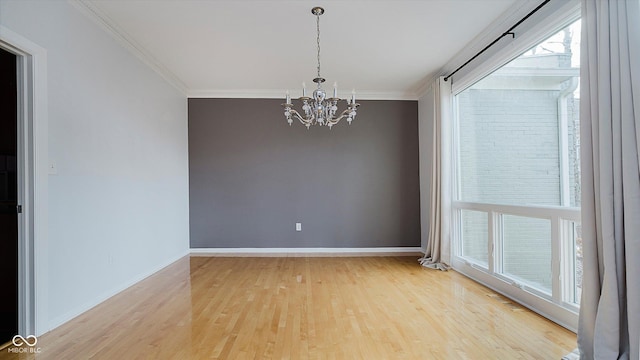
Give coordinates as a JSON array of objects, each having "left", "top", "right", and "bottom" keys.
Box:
[{"left": 283, "top": 6, "right": 359, "bottom": 129}]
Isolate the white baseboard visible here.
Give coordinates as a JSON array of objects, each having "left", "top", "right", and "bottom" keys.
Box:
[
  {"left": 47, "top": 249, "right": 190, "bottom": 332},
  {"left": 190, "top": 247, "right": 424, "bottom": 257}
]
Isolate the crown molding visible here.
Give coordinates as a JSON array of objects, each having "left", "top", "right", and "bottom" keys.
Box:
[
  {"left": 70, "top": 0, "right": 188, "bottom": 95},
  {"left": 415, "top": 79, "right": 436, "bottom": 100},
  {"left": 188, "top": 89, "right": 419, "bottom": 101}
]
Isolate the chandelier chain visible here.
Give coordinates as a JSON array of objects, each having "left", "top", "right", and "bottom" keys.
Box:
[{"left": 316, "top": 13, "right": 321, "bottom": 79}]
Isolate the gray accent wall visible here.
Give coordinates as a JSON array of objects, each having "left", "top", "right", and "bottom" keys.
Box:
[{"left": 188, "top": 98, "right": 420, "bottom": 248}]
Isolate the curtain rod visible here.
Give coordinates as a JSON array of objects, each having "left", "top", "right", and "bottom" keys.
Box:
[{"left": 444, "top": 0, "right": 551, "bottom": 82}]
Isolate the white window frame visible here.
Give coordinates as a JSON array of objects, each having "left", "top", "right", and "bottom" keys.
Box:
[{"left": 448, "top": 3, "right": 582, "bottom": 331}]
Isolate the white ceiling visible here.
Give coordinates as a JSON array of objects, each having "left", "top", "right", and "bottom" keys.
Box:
[{"left": 80, "top": 0, "right": 523, "bottom": 99}]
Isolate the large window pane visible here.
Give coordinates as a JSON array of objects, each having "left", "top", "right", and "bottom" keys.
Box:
[
  {"left": 501, "top": 215, "right": 552, "bottom": 293},
  {"left": 457, "top": 21, "right": 581, "bottom": 207},
  {"left": 460, "top": 210, "right": 488, "bottom": 266}
]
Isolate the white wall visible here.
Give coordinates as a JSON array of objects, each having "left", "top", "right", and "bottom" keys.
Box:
[{"left": 0, "top": 0, "right": 190, "bottom": 333}]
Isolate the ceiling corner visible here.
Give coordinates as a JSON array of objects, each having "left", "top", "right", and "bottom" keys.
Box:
[{"left": 69, "top": 0, "right": 189, "bottom": 96}]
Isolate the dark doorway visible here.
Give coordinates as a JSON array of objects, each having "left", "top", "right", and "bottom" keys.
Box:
[{"left": 0, "top": 47, "right": 19, "bottom": 344}]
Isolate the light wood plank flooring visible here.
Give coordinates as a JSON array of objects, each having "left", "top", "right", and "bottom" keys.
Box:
[{"left": 1, "top": 256, "right": 576, "bottom": 359}]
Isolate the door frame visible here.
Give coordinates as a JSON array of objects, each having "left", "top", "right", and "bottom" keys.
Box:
[{"left": 0, "top": 25, "right": 49, "bottom": 336}]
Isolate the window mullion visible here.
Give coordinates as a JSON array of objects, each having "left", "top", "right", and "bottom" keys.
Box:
[
  {"left": 551, "top": 216, "right": 562, "bottom": 303},
  {"left": 488, "top": 211, "right": 497, "bottom": 274}
]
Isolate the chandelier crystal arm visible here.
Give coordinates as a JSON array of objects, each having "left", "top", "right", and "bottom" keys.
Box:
[
  {"left": 283, "top": 106, "right": 311, "bottom": 126},
  {"left": 325, "top": 103, "right": 359, "bottom": 126},
  {"left": 283, "top": 103, "right": 320, "bottom": 128}
]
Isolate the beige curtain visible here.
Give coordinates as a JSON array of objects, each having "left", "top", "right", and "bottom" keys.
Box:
[
  {"left": 419, "top": 77, "right": 451, "bottom": 271},
  {"left": 578, "top": 0, "right": 640, "bottom": 358}
]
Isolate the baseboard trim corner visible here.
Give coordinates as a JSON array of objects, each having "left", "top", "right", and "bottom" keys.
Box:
[{"left": 47, "top": 249, "right": 190, "bottom": 332}]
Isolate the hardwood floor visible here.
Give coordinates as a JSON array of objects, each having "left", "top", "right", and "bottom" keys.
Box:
[{"left": 1, "top": 256, "right": 576, "bottom": 359}]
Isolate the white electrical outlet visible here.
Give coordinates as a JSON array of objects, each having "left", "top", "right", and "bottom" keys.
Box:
[{"left": 295, "top": 222, "right": 302, "bottom": 231}]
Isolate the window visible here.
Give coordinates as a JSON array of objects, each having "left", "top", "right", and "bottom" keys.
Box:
[
  {"left": 460, "top": 209, "right": 488, "bottom": 266},
  {"left": 452, "top": 20, "right": 582, "bottom": 320},
  {"left": 500, "top": 215, "right": 552, "bottom": 294}
]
